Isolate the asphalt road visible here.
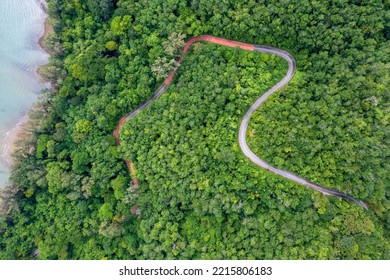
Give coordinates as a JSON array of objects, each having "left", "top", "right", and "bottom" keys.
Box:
[
  {"left": 239, "top": 45, "right": 368, "bottom": 210},
  {"left": 115, "top": 35, "right": 368, "bottom": 210}
]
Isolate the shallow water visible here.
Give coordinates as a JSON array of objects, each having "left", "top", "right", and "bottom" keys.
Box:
[{"left": 0, "top": 0, "right": 48, "bottom": 187}]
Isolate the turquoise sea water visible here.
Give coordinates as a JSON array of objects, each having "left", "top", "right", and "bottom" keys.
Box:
[{"left": 0, "top": 0, "right": 48, "bottom": 187}]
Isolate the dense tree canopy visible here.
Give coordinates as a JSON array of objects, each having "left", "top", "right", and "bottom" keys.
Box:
[{"left": 0, "top": 0, "right": 388, "bottom": 259}]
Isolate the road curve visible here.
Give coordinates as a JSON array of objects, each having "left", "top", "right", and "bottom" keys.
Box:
[{"left": 114, "top": 35, "right": 368, "bottom": 210}]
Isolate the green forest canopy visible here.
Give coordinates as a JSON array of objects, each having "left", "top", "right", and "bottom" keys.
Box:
[{"left": 0, "top": 0, "right": 389, "bottom": 259}]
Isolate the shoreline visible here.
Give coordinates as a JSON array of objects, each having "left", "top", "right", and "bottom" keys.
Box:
[
  {"left": 2, "top": 1, "right": 50, "bottom": 167},
  {"left": 37, "top": 0, "right": 54, "bottom": 83}
]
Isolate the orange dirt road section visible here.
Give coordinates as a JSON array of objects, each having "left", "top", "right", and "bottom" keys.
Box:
[{"left": 164, "top": 35, "right": 254, "bottom": 85}]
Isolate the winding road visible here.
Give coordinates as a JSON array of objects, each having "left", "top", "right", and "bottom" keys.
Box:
[{"left": 114, "top": 35, "right": 368, "bottom": 210}]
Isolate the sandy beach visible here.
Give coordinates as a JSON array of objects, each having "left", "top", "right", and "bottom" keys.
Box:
[{"left": 1, "top": 116, "right": 29, "bottom": 166}]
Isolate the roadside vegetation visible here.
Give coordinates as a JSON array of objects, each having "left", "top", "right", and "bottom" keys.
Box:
[{"left": 0, "top": 0, "right": 388, "bottom": 259}]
